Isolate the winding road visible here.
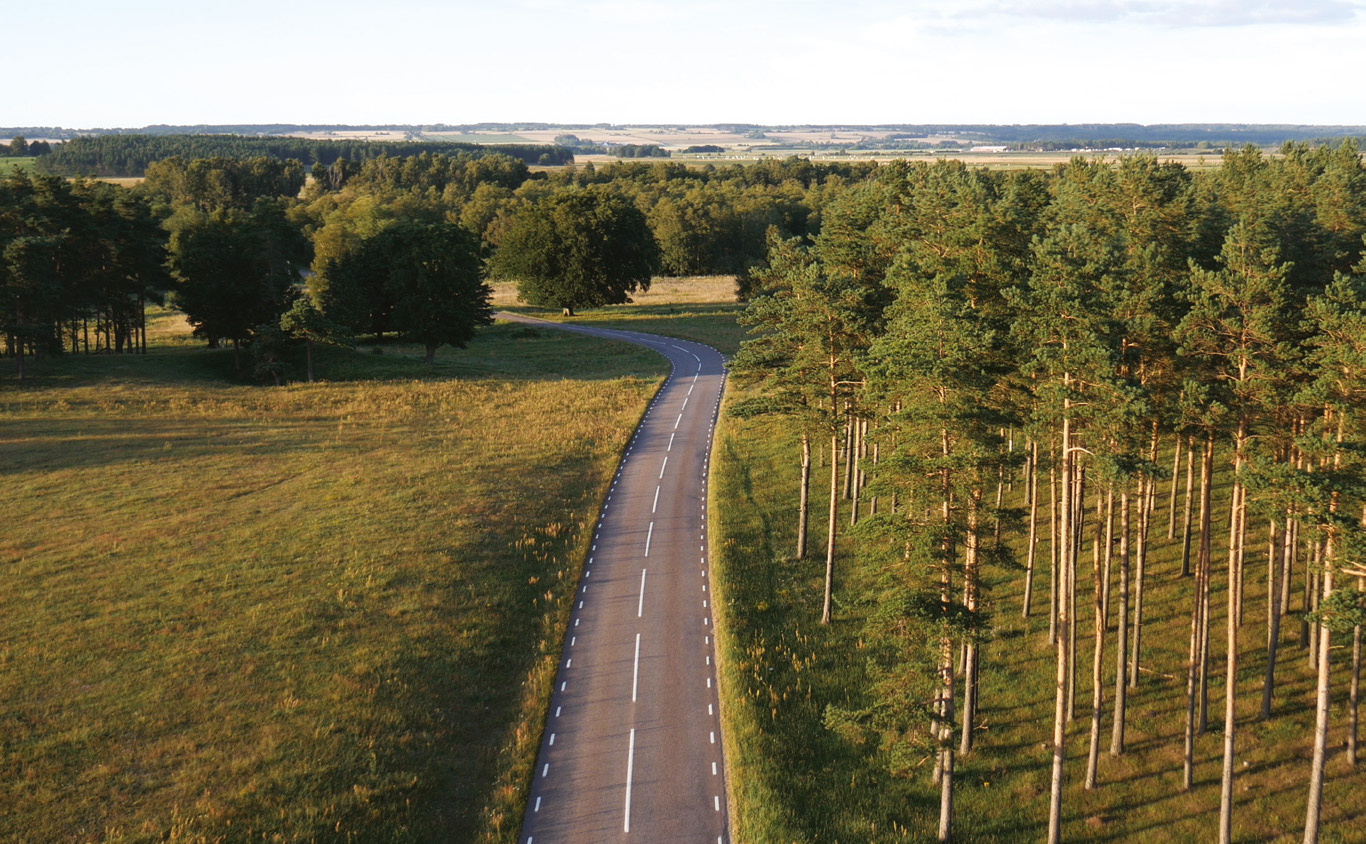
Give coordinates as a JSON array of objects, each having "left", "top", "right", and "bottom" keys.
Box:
[{"left": 499, "top": 313, "right": 730, "bottom": 844}]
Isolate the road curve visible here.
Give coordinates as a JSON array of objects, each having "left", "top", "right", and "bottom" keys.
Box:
[{"left": 500, "top": 313, "right": 730, "bottom": 844}]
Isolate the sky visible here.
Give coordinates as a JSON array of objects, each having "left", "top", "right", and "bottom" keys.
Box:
[{"left": 7, "top": 0, "right": 1365, "bottom": 128}]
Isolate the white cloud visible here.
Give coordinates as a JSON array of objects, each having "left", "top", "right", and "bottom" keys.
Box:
[{"left": 912, "top": 0, "right": 1362, "bottom": 27}]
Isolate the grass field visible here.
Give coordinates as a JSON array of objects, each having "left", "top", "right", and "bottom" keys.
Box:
[
  {"left": 492, "top": 275, "right": 747, "bottom": 356},
  {"left": 0, "top": 312, "right": 669, "bottom": 842},
  {"left": 0, "top": 156, "right": 37, "bottom": 175},
  {"left": 710, "top": 404, "right": 1366, "bottom": 842}
]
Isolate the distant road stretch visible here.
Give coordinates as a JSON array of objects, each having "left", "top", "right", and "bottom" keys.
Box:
[{"left": 499, "top": 313, "right": 730, "bottom": 844}]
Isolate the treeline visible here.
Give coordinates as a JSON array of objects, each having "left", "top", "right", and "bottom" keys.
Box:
[
  {"left": 729, "top": 142, "right": 1366, "bottom": 842},
  {"left": 4, "top": 145, "right": 878, "bottom": 380},
  {"left": 0, "top": 174, "right": 171, "bottom": 376},
  {"left": 0, "top": 136, "right": 53, "bottom": 157},
  {"left": 36, "top": 135, "right": 574, "bottom": 177},
  {"left": 553, "top": 134, "right": 669, "bottom": 158}
]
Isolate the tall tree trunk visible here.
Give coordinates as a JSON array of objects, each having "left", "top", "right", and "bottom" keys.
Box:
[
  {"left": 1302, "top": 545, "right": 1335, "bottom": 844},
  {"left": 1024, "top": 439, "right": 1040, "bottom": 618},
  {"left": 1198, "top": 435, "right": 1215, "bottom": 734},
  {"left": 1167, "top": 435, "right": 1182, "bottom": 540},
  {"left": 850, "top": 416, "right": 862, "bottom": 527},
  {"left": 1049, "top": 448, "right": 1060, "bottom": 646},
  {"left": 1262, "top": 516, "right": 1285, "bottom": 719},
  {"left": 1069, "top": 468, "right": 1086, "bottom": 721},
  {"left": 1350, "top": 577, "right": 1361, "bottom": 768},
  {"left": 822, "top": 431, "right": 838, "bottom": 625},
  {"left": 1101, "top": 485, "right": 1115, "bottom": 628},
  {"left": 1305, "top": 416, "right": 1346, "bottom": 844},
  {"left": 1218, "top": 422, "right": 1247, "bottom": 844},
  {"left": 1129, "top": 472, "right": 1148, "bottom": 689},
  {"left": 938, "top": 563, "right": 956, "bottom": 842},
  {"left": 1047, "top": 408, "right": 1072, "bottom": 844},
  {"left": 1183, "top": 490, "right": 1209, "bottom": 789},
  {"left": 797, "top": 432, "right": 811, "bottom": 560},
  {"left": 1113, "top": 490, "right": 1131, "bottom": 756},
  {"left": 1085, "top": 490, "right": 1106, "bottom": 789},
  {"left": 842, "top": 415, "right": 855, "bottom": 500},
  {"left": 961, "top": 490, "right": 981, "bottom": 756},
  {"left": 1181, "top": 436, "right": 1197, "bottom": 577}
]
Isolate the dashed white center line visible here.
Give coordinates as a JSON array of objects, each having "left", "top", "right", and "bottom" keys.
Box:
[
  {"left": 652, "top": 486, "right": 660, "bottom": 513},
  {"left": 624, "top": 728, "right": 636, "bottom": 833},
  {"left": 535, "top": 796, "right": 541, "bottom": 812},
  {"left": 659, "top": 456, "right": 669, "bottom": 478},
  {"left": 645, "top": 522, "right": 654, "bottom": 557},
  {"left": 638, "top": 568, "right": 648, "bottom": 617},
  {"left": 668, "top": 433, "right": 675, "bottom": 451},
  {"left": 681, "top": 397, "right": 689, "bottom": 412},
  {"left": 633, "top": 633, "right": 641, "bottom": 702},
  {"left": 675, "top": 414, "right": 683, "bottom": 429}
]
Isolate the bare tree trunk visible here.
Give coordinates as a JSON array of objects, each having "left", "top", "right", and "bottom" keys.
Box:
[
  {"left": 797, "top": 433, "right": 810, "bottom": 560},
  {"left": 938, "top": 578, "right": 956, "bottom": 842},
  {"left": 1350, "top": 588, "right": 1361, "bottom": 768},
  {"left": 1302, "top": 549, "right": 1335, "bottom": 844},
  {"left": 1024, "top": 439, "right": 1040, "bottom": 618},
  {"left": 822, "top": 432, "right": 838, "bottom": 625},
  {"left": 1049, "top": 448, "right": 1060, "bottom": 646},
  {"left": 870, "top": 439, "right": 879, "bottom": 516},
  {"left": 1262, "top": 517, "right": 1285, "bottom": 719},
  {"left": 1047, "top": 409, "right": 1072, "bottom": 844},
  {"left": 1129, "top": 472, "right": 1148, "bottom": 689},
  {"left": 1112, "top": 489, "right": 1130, "bottom": 757},
  {"left": 1167, "top": 434, "right": 1182, "bottom": 540},
  {"left": 1218, "top": 422, "right": 1248, "bottom": 844},
  {"left": 1102, "top": 485, "right": 1115, "bottom": 629},
  {"left": 961, "top": 490, "right": 981, "bottom": 756},
  {"left": 1183, "top": 492, "right": 1209, "bottom": 789},
  {"left": 1198, "top": 435, "right": 1215, "bottom": 734},
  {"left": 1069, "top": 467, "right": 1086, "bottom": 722},
  {"left": 1085, "top": 490, "right": 1106, "bottom": 789},
  {"left": 995, "top": 437, "right": 1005, "bottom": 544},
  {"left": 1181, "top": 436, "right": 1196, "bottom": 577},
  {"left": 843, "top": 415, "right": 855, "bottom": 500},
  {"left": 850, "top": 417, "right": 862, "bottom": 527}
]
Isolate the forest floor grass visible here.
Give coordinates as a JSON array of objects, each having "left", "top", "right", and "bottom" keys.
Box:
[
  {"left": 0, "top": 311, "right": 668, "bottom": 842},
  {"left": 710, "top": 402, "right": 1366, "bottom": 842}
]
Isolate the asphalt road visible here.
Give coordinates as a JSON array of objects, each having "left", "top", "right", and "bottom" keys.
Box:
[{"left": 500, "top": 313, "right": 729, "bottom": 844}]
